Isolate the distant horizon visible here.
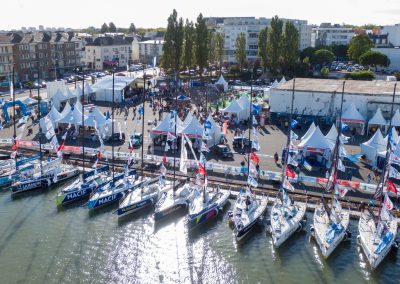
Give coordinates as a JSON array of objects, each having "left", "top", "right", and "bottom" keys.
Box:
[{"left": 1, "top": 0, "right": 400, "bottom": 31}]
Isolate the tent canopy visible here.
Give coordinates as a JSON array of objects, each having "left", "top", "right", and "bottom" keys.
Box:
[
  {"left": 237, "top": 94, "right": 251, "bottom": 112},
  {"left": 362, "top": 129, "right": 386, "bottom": 150},
  {"left": 340, "top": 103, "right": 366, "bottom": 123},
  {"left": 84, "top": 107, "right": 108, "bottom": 128},
  {"left": 59, "top": 101, "right": 72, "bottom": 117},
  {"left": 368, "top": 107, "right": 388, "bottom": 126},
  {"left": 56, "top": 106, "right": 86, "bottom": 125},
  {"left": 177, "top": 95, "right": 190, "bottom": 101},
  {"left": 325, "top": 124, "right": 338, "bottom": 142},
  {"left": 152, "top": 112, "right": 183, "bottom": 135},
  {"left": 180, "top": 116, "right": 203, "bottom": 138},
  {"left": 223, "top": 100, "right": 243, "bottom": 114},
  {"left": 205, "top": 114, "right": 222, "bottom": 147},
  {"left": 298, "top": 126, "right": 334, "bottom": 151},
  {"left": 21, "top": 97, "right": 37, "bottom": 106},
  {"left": 301, "top": 122, "right": 316, "bottom": 141},
  {"left": 215, "top": 75, "right": 228, "bottom": 92},
  {"left": 384, "top": 127, "right": 399, "bottom": 145},
  {"left": 391, "top": 109, "right": 400, "bottom": 127}
]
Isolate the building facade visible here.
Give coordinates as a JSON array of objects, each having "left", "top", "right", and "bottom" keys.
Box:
[
  {"left": 134, "top": 40, "right": 164, "bottom": 65},
  {"left": 85, "top": 36, "right": 132, "bottom": 70},
  {"left": 312, "top": 23, "right": 355, "bottom": 47},
  {"left": 381, "top": 24, "right": 400, "bottom": 47},
  {"left": 0, "top": 31, "right": 81, "bottom": 82}
]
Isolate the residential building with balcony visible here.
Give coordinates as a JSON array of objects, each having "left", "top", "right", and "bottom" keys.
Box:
[
  {"left": 135, "top": 39, "right": 164, "bottom": 65},
  {"left": 312, "top": 23, "right": 355, "bottom": 47},
  {"left": 85, "top": 36, "right": 132, "bottom": 70},
  {"left": 381, "top": 24, "right": 400, "bottom": 47}
]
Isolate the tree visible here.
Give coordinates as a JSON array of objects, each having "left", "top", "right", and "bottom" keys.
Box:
[
  {"left": 161, "top": 9, "right": 184, "bottom": 77},
  {"left": 331, "top": 44, "right": 348, "bottom": 60},
  {"left": 128, "top": 23, "right": 136, "bottom": 33},
  {"left": 195, "top": 13, "right": 209, "bottom": 79},
  {"left": 359, "top": 51, "right": 390, "bottom": 70},
  {"left": 182, "top": 19, "right": 195, "bottom": 72},
  {"left": 100, "top": 23, "right": 108, "bottom": 33},
  {"left": 108, "top": 22, "right": 117, "bottom": 33},
  {"left": 320, "top": 67, "right": 330, "bottom": 78},
  {"left": 258, "top": 26, "right": 268, "bottom": 72},
  {"left": 267, "top": 15, "right": 283, "bottom": 75},
  {"left": 281, "top": 22, "right": 300, "bottom": 74},
  {"left": 314, "top": 49, "right": 335, "bottom": 65},
  {"left": 208, "top": 30, "right": 216, "bottom": 68},
  {"left": 235, "top": 33, "right": 246, "bottom": 73},
  {"left": 215, "top": 33, "right": 225, "bottom": 74},
  {"left": 347, "top": 34, "right": 373, "bottom": 63}
]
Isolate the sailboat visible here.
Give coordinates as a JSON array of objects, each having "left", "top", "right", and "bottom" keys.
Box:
[
  {"left": 311, "top": 81, "right": 350, "bottom": 258},
  {"left": 270, "top": 79, "right": 306, "bottom": 247},
  {"left": 229, "top": 88, "right": 267, "bottom": 242},
  {"left": 357, "top": 84, "right": 398, "bottom": 270},
  {"left": 56, "top": 165, "right": 110, "bottom": 206}
]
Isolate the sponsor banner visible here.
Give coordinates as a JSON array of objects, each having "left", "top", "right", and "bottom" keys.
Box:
[{"left": 0, "top": 138, "right": 13, "bottom": 145}]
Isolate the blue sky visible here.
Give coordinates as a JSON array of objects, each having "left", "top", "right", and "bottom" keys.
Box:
[{"left": 2, "top": 0, "right": 400, "bottom": 30}]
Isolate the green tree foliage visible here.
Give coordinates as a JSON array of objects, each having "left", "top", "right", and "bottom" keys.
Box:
[
  {"left": 281, "top": 22, "right": 300, "bottom": 74},
  {"left": 320, "top": 67, "right": 330, "bottom": 78},
  {"left": 267, "top": 16, "right": 283, "bottom": 74},
  {"left": 182, "top": 19, "right": 195, "bottom": 71},
  {"left": 161, "top": 9, "right": 184, "bottom": 76},
  {"left": 394, "top": 72, "right": 400, "bottom": 81},
  {"left": 331, "top": 44, "right": 348, "bottom": 60},
  {"left": 258, "top": 26, "right": 268, "bottom": 72},
  {"left": 108, "top": 22, "right": 117, "bottom": 33},
  {"left": 215, "top": 33, "right": 225, "bottom": 74},
  {"left": 100, "top": 23, "right": 108, "bottom": 33},
  {"left": 359, "top": 51, "right": 390, "bottom": 69},
  {"left": 195, "top": 13, "right": 209, "bottom": 78},
  {"left": 347, "top": 34, "right": 373, "bottom": 62},
  {"left": 128, "top": 23, "right": 136, "bottom": 33},
  {"left": 208, "top": 30, "right": 216, "bottom": 67},
  {"left": 345, "top": 70, "right": 375, "bottom": 80},
  {"left": 235, "top": 33, "right": 246, "bottom": 73},
  {"left": 314, "top": 49, "right": 335, "bottom": 65}
]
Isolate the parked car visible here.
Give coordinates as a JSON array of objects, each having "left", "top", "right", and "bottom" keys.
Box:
[
  {"left": 215, "top": 145, "right": 234, "bottom": 159},
  {"left": 232, "top": 136, "right": 252, "bottom": 149},
  {"left": 129, "top": 133, "right": 143, "bottom": 148},
  {"left": 104, "top": 133, "right": 125, "bottom": 143}
]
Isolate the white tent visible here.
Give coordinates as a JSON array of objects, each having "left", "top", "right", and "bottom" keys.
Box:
[
  {"left": 91, "top": 76, "right": 134, "bottom": 102},
  {"left": 56, "top": 106, "right": 87, "bottom": 126},
  {"left": 390, "top": 109, "right": 400, "bottom": 127},
  {"left": 384, "top": 127, "right": 399, "bottom": 145},
  {"left": 51, "top": 89, "right": 68, "bottom": 110},
  {"left": 223, "top": 100, "right": 245, "bottom": 122},
  {"left": 340, "top": 103, "right": 366, "bottom": 123},
  {"left": 48, "top": 107, "right": 62, "bottom": 127},
  {"left": 279, "top": 77, "right": 286, "bottom": 85},
  {"left": 151, "top": 112, "right": 183, "bottom": 135},
  {"left": 298, "top": 126, "right": 334, "bottom": 151},
  {"left": 361, "top": 129, "right": 386, "bottom": 165},
  {"left": 183, "top": 112, "right": 193, "bottom": 127},
  {"left": 325, "top": 124, "right": 338, "bottom": 143},
  {"left": 179, "top": 116, "right": 204, "bottom": 138},
  {"left": 271, "top": 80, "right": 279, "bottom": 88},
  {"left": 84, "top": 107, "right": 109, "bottom": 128},
  {"left": 237, "top": 94, "right": 251, "bottom": 114},
  {"left": 215, "top": 75, "right": 228, "bottom": 92},
  {"left": 205, "top": 114, "right": 222, "bottom": 147},
  {"left": 59, "top": 102, "right": 72, "bottom": 117},
  {"left": 368, "top": 107, "right": 388, "bottom": 130},
  {"left": 301, "top": 122, "right": 316, "bottom": 141}
]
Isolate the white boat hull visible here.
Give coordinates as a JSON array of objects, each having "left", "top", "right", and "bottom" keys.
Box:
[{"left": 270, "top": 200, "right": 306, "bottom": 248}]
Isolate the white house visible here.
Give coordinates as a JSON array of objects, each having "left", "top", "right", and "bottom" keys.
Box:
[{"left": 134, "top": 40, "right": 164, "bottom": 65}]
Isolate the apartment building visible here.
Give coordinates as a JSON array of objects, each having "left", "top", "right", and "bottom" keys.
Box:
[
  {"left": 0, "top": 31, "right": 81, "bottom": 82},
  {"left": 134, "top": 39, "right": 164, "bottom": 65},
  {"left": 85, "top": 36, "right": 132, "bottom": 70},
  {"left": 381, "top": 24, "right": 400, "bottom": 47},
  {"left": 281, "top": 19, "right": 312, "bottom": 50},
  {"left": 312, "top": 23, "right": 355, "bottom": 47}
]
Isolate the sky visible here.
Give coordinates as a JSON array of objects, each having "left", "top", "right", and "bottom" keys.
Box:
[{"left": 1, "top": 0, "right": 400, "bottom": 30}]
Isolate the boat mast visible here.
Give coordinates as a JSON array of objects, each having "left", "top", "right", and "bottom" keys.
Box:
[
  {"left": 111, "top": 69, "right": 115, "bottom": 180},
  {"left": 141, "top": 65, "right": 146, "bottom": 188},
  {"left": 37, "top": 68, "right": 43, "bottom": 176},
  {"left": 82, "top": 66, "right": 85, "bottom": 174},
  {"left": 173, "top": 72, "right": 177, "bottom": 195},
  {"left": 280, "top": 78, "right": 296, "bottom": 201},
  {"left": 328, "top": 81, "right": 346, "bottom": 210},
  {"left": 376, "top": 83, "right": 397, "bottom": 222},
  {"left": 246, "top": 75, "right": 253, "bottom": 187},
  {"left": 203, "top": 88, "right": 208, "bottom": 203},
  {"left": 11, "top": 67, "right": 17, "bottom": 169}
]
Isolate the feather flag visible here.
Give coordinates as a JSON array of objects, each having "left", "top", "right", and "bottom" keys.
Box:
[
  {"left": 384, "top": 193, "right": 394, "bottom": 210},
  {"left": 286, "top": 167, "right": 296, "bottom": 178},
  {"left": 167, "top": 132, "right": 176, "bottom": 141},
  {"left": 203, "top": 120, "right": 212, "bottom": 129},
  {"left": 288, "top": 155, "right": 298, "bottom": 167},
  {"left": 341, "top": 122, "right": 349, "bottom": 132},
  {"left": 179, "top": 138, "right": 188, "bottom": 174},
  {"left": 338, "top": 159, "right": 346, "bottom": 172},
  {"left": 283, "top": 178, "right": 295, "bottom": 191},
  {"left": 160, "top": 163, "right": 167, "bottom": 176},
  {"left": 163, "top": 153, "right": 167, "bottom": 165},
  {"left": 387, "top": 179, "right": 398, "bottom": 195},
  {"left": 97, "top": 150, "right": 102, "bottom": 160},
  {"left": 335, "top": 184, "right": 348, "bottom": 197},
  {"left": 247, "top": 175, "right": 258, "bottom": 188},
  {"left": 198, "top": 163, "right": 207, "bottom": 175},
  {"left": 201, "top": 142, "right": 209, "bottom": 153},
  {"left": 290, "top": 130, "right": 299, "bottom": 140},
  {"left": 250, "top": 152, "right": 260, "bottom": 164},
  {"left": 10, "top": 151, "right": 17, "bottom": 159},
  {"left": 291, "top": 119, "right": 298, "bottom": 129},
  {"left": 389, "top": 166, "right": 400, "bottom": 180}
]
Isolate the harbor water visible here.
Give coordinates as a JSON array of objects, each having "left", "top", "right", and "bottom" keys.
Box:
[{"left": 0, "top": 184, "right": 399, "bottom": 284}]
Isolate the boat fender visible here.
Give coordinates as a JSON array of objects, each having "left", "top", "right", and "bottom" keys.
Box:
[
  {"left": 309, "top": 224, "right": 314, "bottom": 232},
  {"left": 227, "top": 211, "right": 233, "bottom": 218},
  {"left": 296, "top": 222, "right": 303, "bottom": 232},
  {"left": 356, "top": 235, "right": 361, "bottom": 245},
  {"left": 47, "top": 179, "right": 51, "bottom": 187}
]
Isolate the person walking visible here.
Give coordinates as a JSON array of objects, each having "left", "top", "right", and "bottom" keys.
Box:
[
  {"left": 347, "top": 169, "right": 353, "bottom": 181},
  {"left": 274, "top": 152, "right": 279, "bottom": 165},
  {"left": 367, "top": 172, "right": 372, "bottom": 184}
]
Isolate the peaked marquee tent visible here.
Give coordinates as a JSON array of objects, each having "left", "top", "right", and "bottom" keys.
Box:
[
  {"left": 360, "top": 129, "right": 386, "bottom": 165},
  {"left": 301, "top": 122, "right": 316, "bottom": 141},
  {"left": 215, "top": 75, "right": 228, "bottom": 92},
  {"left": 298, "top": 126, "right": 334, "bottom": 152}
]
